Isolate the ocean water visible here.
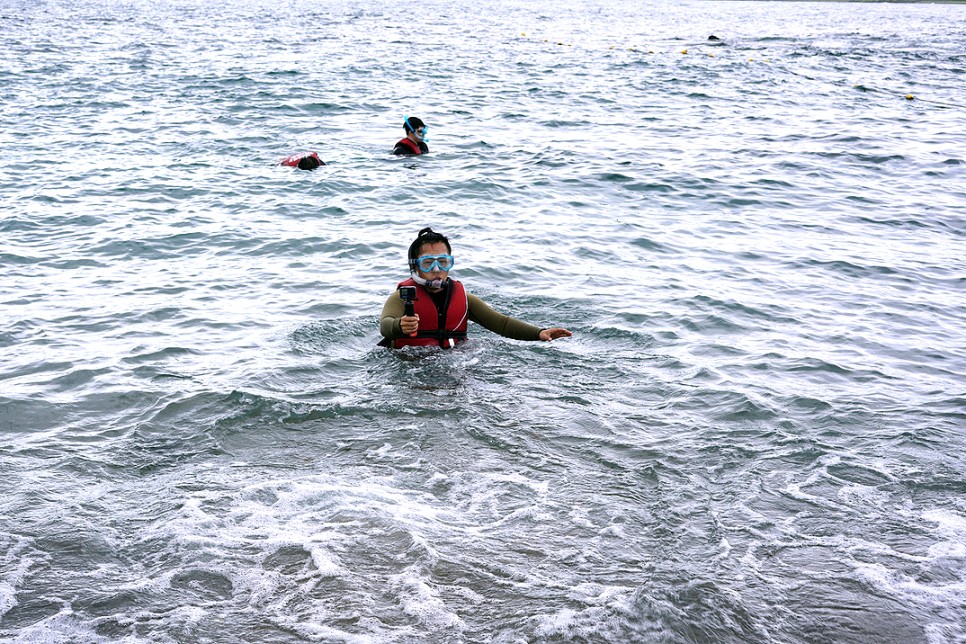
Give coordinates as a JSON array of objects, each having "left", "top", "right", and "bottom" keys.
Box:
[{"left": 2, "top": 0, "right": 966, "bottom": 641}]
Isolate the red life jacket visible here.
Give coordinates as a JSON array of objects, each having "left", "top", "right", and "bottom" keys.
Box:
[
  {"left": 394, "top": 138, "right": 423, "bottom": 155},
  {"left": 280, "top": 151, "right": 323, "bottom": 168},
  {"left": 393, "top": 278, "right": 468, "bottom": 349}
]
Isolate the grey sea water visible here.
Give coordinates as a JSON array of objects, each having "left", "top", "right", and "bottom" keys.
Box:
[{"left": 2, "top": 0, "right": 966, "bottom": 641}]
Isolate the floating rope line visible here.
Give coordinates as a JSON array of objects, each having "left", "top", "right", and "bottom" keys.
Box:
[{"left": 853, "top": 83, "right": 957, "bottom": 108}]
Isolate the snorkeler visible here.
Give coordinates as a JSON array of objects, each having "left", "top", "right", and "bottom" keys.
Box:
[
  {"left": 392, "top": 117, "right": 429, "bottom": 156},
  {"left": 379, "top": 227, "right": 572, "bottom": 349},
  {"left": 280, "top": 151, "right": 324, "bottom": 170}
]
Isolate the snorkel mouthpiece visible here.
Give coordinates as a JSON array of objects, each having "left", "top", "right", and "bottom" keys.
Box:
[{"left": 410, "top": 271, "right": 448, "bottom": 290}]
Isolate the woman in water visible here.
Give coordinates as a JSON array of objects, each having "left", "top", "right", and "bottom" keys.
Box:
[{"left": 379, "top": 227, "right": 572, "bottom": 349}]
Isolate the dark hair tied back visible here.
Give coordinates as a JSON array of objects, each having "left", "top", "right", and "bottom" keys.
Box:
[{"left": 408, "top": 227, "right": 451, "bottom": 266}]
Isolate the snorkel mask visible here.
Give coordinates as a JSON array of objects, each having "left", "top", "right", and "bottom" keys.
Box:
[
  {"left": 407, "top": 227, "right": 450, "bottom": 289},
  {"left": 405, "top": 116, "right": 429, "bottom": 141},
  {"left": 408, "top": 253, "right": 453, "bottom": 289}
]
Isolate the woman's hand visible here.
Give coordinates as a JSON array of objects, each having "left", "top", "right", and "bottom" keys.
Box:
[
  {"left": 539, "top": 327, "right": 572, "bottom": 342},
  {"left": 400, "top": 314, "right": 420, "bottom": 337}
]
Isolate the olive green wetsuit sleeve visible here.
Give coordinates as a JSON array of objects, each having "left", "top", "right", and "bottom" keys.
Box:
[
  {"left": 380, "top": 292, "right": 406, "bottom": 340},
  {"left": 467, "top": 294, "right": 542, "bottom": 341}
]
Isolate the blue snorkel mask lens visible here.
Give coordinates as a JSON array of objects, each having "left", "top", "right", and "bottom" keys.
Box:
[{"left": 415, "top": 254, "right": 454, "bottom": 272}]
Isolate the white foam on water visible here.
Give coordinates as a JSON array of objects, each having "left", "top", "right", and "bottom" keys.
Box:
[
  {"left": 268, "top": 619, "right": 384, "bottom": 644},
  {"left": 923, "top": 508, "right": 966, "bottom": 541},
  {"left": 441, "top": 468, "right": 552, "bottom": 535},
  {"left": 531, "top": 583, "right": 658, "bottom": 641},
  {"left": 387, "top": 566, "right": 466, "bottom": 631},
  {"left": 920, "top": 507, "right": 966, "bottom": 570},
  {"left": 171, "top": 604, "right": 206, "bottom": 625},
  {"left": 925, "top": 623, "right": 966, "bottom": 644},
  {"left": 307, "top": 547, "right": 345, "bottom": 579},
  {"left": 426, "top": 472, "right": 451, "bottom": 488},
  {"left": 598, "top": 522, "right": 625, "bottom": 539},
  {"left": 0, "top": 536, "right": 36, "bottom": 622},
  {"left": 852, "top": 559, "right": 965, "bottom": 600},
  {"left": 927, "top": 541, "right": 966, "bottom": 560},
  {"left": 102, "top": 468, "right": 476, "bottom": 639},
  {"left": 568, "top": 507, "right": 598, "bottom": 530},
  {"left": 0, "top": 579, "right": 15, "bottom": 622},
  {"left": 6, "top": 605, "right": 154, "bottom": 644},
  {"left": 852, "top": 559, "right": 966, "bottom": 642},
  {"left": 842, "top": 506, "right": 966, "bottom": 642}
]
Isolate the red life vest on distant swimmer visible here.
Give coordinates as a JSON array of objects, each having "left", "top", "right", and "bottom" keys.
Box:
[
  {"left": 394, "top": 278, "right": 468, "bottom": 349},
  {"left": 394, "top": 138, "right": 423, "bottom": 155},
  {"left": 280, "top": 151, "right": 323, "bottom": 169}
]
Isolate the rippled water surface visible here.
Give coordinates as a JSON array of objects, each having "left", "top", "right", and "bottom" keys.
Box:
[{"left": 2, "top": 0, "right": 966, "bottom": 642}]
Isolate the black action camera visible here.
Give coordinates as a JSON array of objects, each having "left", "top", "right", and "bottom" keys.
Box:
[{"left": 398, "top": 286, "right": 416, "bottom": 317}]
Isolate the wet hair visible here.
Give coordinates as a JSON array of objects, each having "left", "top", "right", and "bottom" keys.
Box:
[
  {"left": 408, "top": 227, "right": 451, "bottom": 267},
  {"left": 297, "top": 155, "right": 322, "bottom": 170},
  {"left": 404, "top": 116, "right": 426, "bottom": 134}
]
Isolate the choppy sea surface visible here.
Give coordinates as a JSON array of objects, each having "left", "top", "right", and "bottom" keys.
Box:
[{"left": 2, "top": 0, "right": 966, "bottom": 641}]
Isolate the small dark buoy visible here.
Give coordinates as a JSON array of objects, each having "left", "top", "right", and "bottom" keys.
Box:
[{"left": 708, "top": 35, "right": 721, "bottom": 42}]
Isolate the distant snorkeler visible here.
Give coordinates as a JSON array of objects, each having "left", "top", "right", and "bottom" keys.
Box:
[
  {"left": 279, "top": 151, "right": 325, "bottom": 170},
  {"left": 392, "top": 116, "right": 429, "bottom": 156},
  {"left": 378, "top": 227, "right": 572, "bottom": 349}
]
